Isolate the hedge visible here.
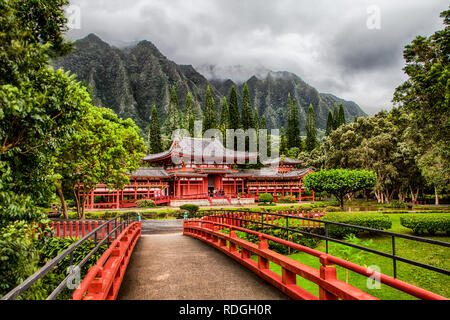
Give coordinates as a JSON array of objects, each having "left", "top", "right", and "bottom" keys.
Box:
[
  {"left": 135, "top": 199, "right": 156, "bottom": 208},
  {"left": 323, "top": 212, "right": 392, "bottom": 238},
  {"left": 400, "top": 214, "right": 450, "bottom": 235}
]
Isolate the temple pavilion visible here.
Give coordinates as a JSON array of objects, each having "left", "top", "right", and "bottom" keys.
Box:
[{"left": 80, "top": 137, "right": 315, "bottom": 209}]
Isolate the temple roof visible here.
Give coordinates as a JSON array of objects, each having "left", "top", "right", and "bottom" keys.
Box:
[
  {"left": 131, "top": 167, "right": 169, "bottom": 178},
  {"left": 143, "top": 137, "right": 258, "bottom": 163},
  {"left": 261, "top": 156, "right": 304, "bottom": 166}
]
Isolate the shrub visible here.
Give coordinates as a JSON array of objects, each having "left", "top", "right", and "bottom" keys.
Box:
[
  {"left": 135, "top": 199, "right": 157, "bottom": 208},
  {"left": 277, "top": 195, "right": 296, "bottom": 203},
  {"left": 323, "top": 212, "right": 392, "bottom": 238},
  {"left": 400, "top": 214, "right": 450, "bottom": 235},
  {"left": 180, "top": 204, "right": 200, "bottom": 217},
  {"left": 385, "top": 200, "right": 411, "bottom": 209},
  {"left": 258, "top": 193, "right": 274, "bottom": 204}
]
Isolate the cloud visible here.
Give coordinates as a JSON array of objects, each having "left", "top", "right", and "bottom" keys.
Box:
[{"left": 66, "top": 0, "right": 448, "bottom": 114}]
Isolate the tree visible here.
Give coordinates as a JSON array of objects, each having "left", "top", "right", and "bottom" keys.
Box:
[
  {"left": 338, "top": 103, "right": 346, "bottom": 127},
  {"left": 0, "top": 0, "right": 89, "bottom": 295},
  {"left": 287, "top": 96, "right": 301, "bottom": 149},
  {"left": 325, "top": 110, "right": 334, "bottom": 136},
  {"left": 305, "top": 104, "right": 318, "bottom": 152},
  {"left": 332, "top": 103, "right": 340, "bottom": 130},
  {"left": 393, "top": 10, "right": 449, "bottom": 202},
  {"left": 149, "top": 105, "right": 163, "bottom": 154},
  {"left": 165, "top": 85, "right": 181, "bottom": 135},
  {"left": 202, "top": 85, "right": 217, "bottom": 132},
  {"left": 303, "top": 169, "right": 377, "bottom": 209},
  {"left": 184, "top": 92, "right": 195, "bottom": 137},
  {"left": 228, "top": 85, "right": 241, "bottom": 130},
  {"left": 418, "top": 148, "right": 449, "bottom": 205},
  {"left": 279, "top": 127, "right": 288, "bottom": 155},
  {"left": 220, "top": 96, "right": 230, "bottom": 128},
  {"left": 241, "top": 83, "right": 254, "bottom": 130},
  {"left": 0, "top": 0, "right": 89, "bottom": 224},
  {"left": 55, "top": 106, "right": 146, "bottom": 219}
]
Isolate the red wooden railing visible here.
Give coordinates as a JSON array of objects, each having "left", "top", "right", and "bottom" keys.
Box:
[
  {"left": 183, "top": 214, "right": 447, "bottom": 300},
  {"left": 72, "top": 221, "right": 141, "bottom": 300}
]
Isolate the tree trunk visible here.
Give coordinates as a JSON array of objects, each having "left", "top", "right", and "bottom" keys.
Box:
[
  {"left": 56, "top": 181, "right": 68, "bottom": 219},
  {"left": 435, "top": 186, "right": 439, "bottom": 205},
  {"left": 73, "top": 188, "right": 81, "bottom": 219}
]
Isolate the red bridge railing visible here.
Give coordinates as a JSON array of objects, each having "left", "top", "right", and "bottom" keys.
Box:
[
  {"left": 72, "top": 221, "right": 141, "bottom": 300},
  {"left": 183, "top": 212, "right": 448, "bottom": 300}
]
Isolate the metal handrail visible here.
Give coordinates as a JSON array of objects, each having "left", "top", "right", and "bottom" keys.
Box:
[
  {"left": 1, "top": 211, "right": 138, "bottom": 300},
  {"left": 194, "top": 210, "right": 450, "bottom": 278}
]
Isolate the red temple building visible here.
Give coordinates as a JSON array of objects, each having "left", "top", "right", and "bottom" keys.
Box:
[{"left": 80, "top": 137, "right": 315, "bottom": 209}]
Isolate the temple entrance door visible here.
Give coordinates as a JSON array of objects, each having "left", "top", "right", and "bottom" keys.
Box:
[{"left": 208, "top": 175, "right": 215, "bottom": 195}]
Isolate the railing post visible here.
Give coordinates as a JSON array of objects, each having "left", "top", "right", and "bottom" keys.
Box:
[
  {"left": 258, "top": 236, "right": 269, "bottom": 270},
  {"left": 319, "top": 255, "right": 339, "bottom": 300},
  {"left": 56, "top": 222, "right": 61, "bottom": 238},
  {"left": 229, "top": 230, "right": 237, "bottom": 253},
  {"left": 62, "top": 222, "right": 67, "bottom": 238}
]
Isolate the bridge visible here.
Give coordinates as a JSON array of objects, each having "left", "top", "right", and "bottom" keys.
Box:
[{"left": 1, "top": 210, "right": 449, "bottom": 301}]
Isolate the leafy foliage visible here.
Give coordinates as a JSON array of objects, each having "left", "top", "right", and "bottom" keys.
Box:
[
  {"left": 400, "top": 214, "right": 450, "bottom": 236},
  {"left": 180, "top": 204, "right": 200, "bottom": 216},
  {"left": 303, "top": 169, "right": 377, "bottom": 208},
  {"left": 258, "top": 193, "right": 274, "bottom": 204},
  {"left": 324, "top": 212, "right": 392, "bottom": 238},
  {"left": 135, "top": 199, "right": 157, "bottom": 208}
]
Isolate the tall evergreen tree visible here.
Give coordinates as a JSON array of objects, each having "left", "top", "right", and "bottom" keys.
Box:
[
  {"left": 260, "top": 115, "right": 271, "bottom": 157},
  {"left": 241, "top": 83, "right": 254, "bottom": 130},
  {"left": 253, "top": 106, "right": 260, "bottom": 130},
  {"left": 325, "top": 110, "right": 334, "bottom": 136},
  {"left": 287, "top": 97, "right": 301, "bottom": 149},
  {"left": 305, "top": 104, "right": 318, "bottom": 152},
  {"left": 280, "top": 127, "right": 288, "bottom": 155},
  {"left": 165, "top": 85, "right": 181, "bottom": 134},
  {"left": 332, "top": 103, "right": 339, "bottom": 130},
  {"left": 338, "top": 103, "right": 346, "bottom": 127},
  {"left": 149, "top": 105, "right": 163, "bottom": 154},
  {"left": 184, "top": 92, "right": 195, "bottom": 136},
  {"left": 219, "top": 96, "right": 229, "bottom": 128},
  {"left": 202, "top": 85, "right": 217, "bottom": 132},
  {"left": 228, "top": 85, "right": 241, "bottom": 130}
]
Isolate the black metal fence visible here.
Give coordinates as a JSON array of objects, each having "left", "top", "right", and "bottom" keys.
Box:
[{"left": 193, "top": 209, "right": 450, "bottom": 279}]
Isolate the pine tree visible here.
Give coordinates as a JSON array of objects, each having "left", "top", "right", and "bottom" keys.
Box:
[
  {"left": 280, "top": 127, "right": 288, "bottom": 155},
  {"left": 228, "top": 85, "right": 241, "bottom": 130},
  {"left": 202, "top": 85, "right": 217, "bottom": 132},
  {"left": 219, "top": 96, "right": 229, "bottom": 128},
  {"left": 253, "top": 106, "right": 260, "bottom": 130},
  {"left": 305, "top": 104, "right": 318, "bottom": 152},
  {"left": 287, "top": 96, "right": 301, "bottom": 149},
  {"left": 165, "top": 85, "right": 181, "bottom": 134},
  {"left": 241, "top": 83, "right": 254, "bottom": 130},
  {"left": 184, "top": 92, "right": 195, "bottom": 136},
  {"left": 149, "top": 105, "right": 163, "bottom": 154},
  {"left": 325, "top": 110, "right": 334, "bottom": 136},
  {"left": 338, "top": 103, "right": 346, "bottom": 127},
  {"left": 332, "top": 103, "right": 339, "bottom": 130},
  {"left": 260, "top": 114, "right": 271, "bottom": 157}
]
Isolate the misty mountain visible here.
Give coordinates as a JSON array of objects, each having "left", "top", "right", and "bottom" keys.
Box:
[{"left": 52, "top": 34, "right": 367, "bottom": 135}]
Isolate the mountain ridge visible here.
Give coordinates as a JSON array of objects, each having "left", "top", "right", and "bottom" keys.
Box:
[{"left": 52, "top": 34, "right": 367, "bottom": 135}]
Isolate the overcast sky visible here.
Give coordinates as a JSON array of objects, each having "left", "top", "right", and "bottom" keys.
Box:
[{"left": 66, "top": 0, "right": 448, "bottom": 115}]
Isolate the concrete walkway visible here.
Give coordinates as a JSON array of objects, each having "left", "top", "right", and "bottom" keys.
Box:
[{"left": 117, "top": 233, "right": 289, "bottom": 300}]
